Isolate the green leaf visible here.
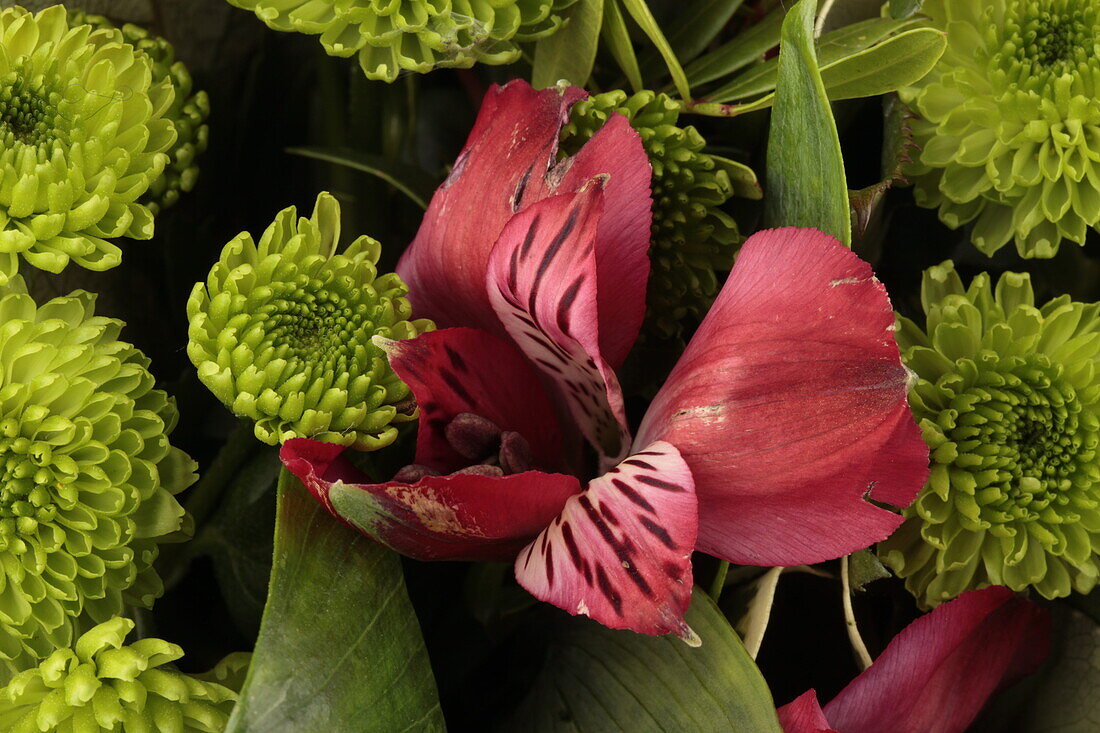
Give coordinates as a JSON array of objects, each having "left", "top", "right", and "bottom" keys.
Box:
[
  {"left": 619, "top": 0, "right": 692, "bottom": 101},
  {"left": 889, "top": 0, "right": 925, "bottom": 18},
  {"left": 601, "top": 0, "right": 643, "bottom": 92},
  {"left": 764, "top": 0, "right": 851, "bottom": 245},
  {"left": 533, "top": 0, "right": 605, "bottom": 89},
  {"left": 227, "top": 471, "right": 444, "bottom": 733},
  {"left": 684, "top": 6, "right": 786, "bottom": 87},
  {"left": 639, "top": 0, "right": 745, "bottom": 79},
  {"left": 847, "top": 549, "right": 891, "bottom": 590},
  {"left": 706, "top": 17, "right": 943, "bottom": 104},
  {"left": 286, "top": 147, "right": 439, "bottom": 210},
  {"left": 507, "top": 589, "right": 783, "bottom": 731}
]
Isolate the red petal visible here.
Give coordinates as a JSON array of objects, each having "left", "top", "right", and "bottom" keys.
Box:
[
  {"left": 822, "top": 586, "right": 1050, "bottom": 733},
  {"left": 553, "top": 115, "right": 652, "bottom": 368},
  {"left": 637, "top": 227, "right": 929, "bottom": 565},
  {"left": 397, "top": 81, "right": 584, "bottom": 335},
  {"left": 486, "top": 185, "right": 631, "bottom": 466},
  {"left": 280, "top": 438, "right": 581, "bottom": 562},
  {"left": 778, "top": 691, "right": 838, "bottom": 733},
  {"left": 514, "top": 441, "right": 698, "bottom": 641},
  {"left": 379, "top": 328, "right": 563, "bottom": 473}
]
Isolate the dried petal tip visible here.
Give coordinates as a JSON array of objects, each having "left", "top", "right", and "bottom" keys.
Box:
[
  {"left": 0, "top": 277, "right": 195, "bottom": 668},
  {"left": 902, "top": 0, "right": 1100, "bottom": 258},
  {"left": 187, "top": 192, "right": 434, "bottom": 450},
  {"left": 0, "top": 617, "right": 240, "bottom": 732},
  {"left": 881, "top": 261, "right": 1100, "bottom": 606}
]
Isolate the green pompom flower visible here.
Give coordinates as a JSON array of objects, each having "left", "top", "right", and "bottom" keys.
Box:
[
  {"left": 187, "top": 192, "right": 434, "bottom": 450},
  {"left": 902, "top": 0, "right": 1100, "bottom": 258},
  {"left": 880, "top": 261, "right": 1100, "bottom": 606},
  {"left": 0, "top": 617, "right": 237, "bottom": 732},
  {"left": 224, "top": 0, "right": 576, "bottom": 83},
  {"left": 68, "top": 10, "right": 211, "bottom": 216},
  {"left": 559, "top": 90, "right": 760, "bottom": 341},
  {"left": 0, "top": 277, "right": 195, "bottom": 668},
  {"left": 0, "top": 5, "right": 177, "bottom": 284}
]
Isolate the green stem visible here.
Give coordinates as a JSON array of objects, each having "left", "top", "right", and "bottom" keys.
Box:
[
  {"left": 841, "top": 554, "right": 873, "bottom": 670},
  {"left": 709, "top": 560, "right": 730, "bottom": 600}
]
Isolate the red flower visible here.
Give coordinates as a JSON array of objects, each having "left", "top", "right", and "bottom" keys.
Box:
[
  {"left": 281, "top": 80, "right": 929, "bottom": 639},
  {"left": 778, "top": 586, "right": 1050, "bottom": 733}
]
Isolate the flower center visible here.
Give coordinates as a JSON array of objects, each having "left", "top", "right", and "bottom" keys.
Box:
[
  {"left": 1001, "top": 0, "right": 1098, "bottom": 73},
  {"left": 0, "top": 71, "right": 62, "bottom": 147},
  {"left": 260, "top": 278, "right": 373, "bottom": 373},
  {"left": 0, "top": 429, "right": 63, "bottom": 548},
  {"left": 945, "top": 355, "right": 1097, "bottom": 524}
]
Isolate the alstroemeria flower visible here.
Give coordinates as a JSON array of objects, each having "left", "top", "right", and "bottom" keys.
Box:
[
  {"left": 777, "top": 586, "right": 1050, "bottom": 733},
  {"left": 281, "top": 81, "right": 929, "bottom": 640}
]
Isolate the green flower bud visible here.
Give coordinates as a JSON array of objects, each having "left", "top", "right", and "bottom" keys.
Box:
[
  {"left": 901, "top": 0, "right": 1100, "bottom": 258},
  {"left": 0, "top": 277, "right": 195, "bottom": 667},
  {"left": 559, "top": 90, "right": 760, "bottom": 341},
  {"left": 67, "top": 10, "right": 211, "bottom": 217},
  {"left": 187, "top": 192, "right": 434, "bottom": 450},
  {"left": 880, "top": 261, "right": 1100, "bottom": 606},
  {"left": 0, "top": 617, "right": 237, "bottom": 732},
  {"left": 224, "top": 0, "right": 576, "bottom": 83},
  {"left": 0, "top": 6, "right": 178, "bottom": 284}
]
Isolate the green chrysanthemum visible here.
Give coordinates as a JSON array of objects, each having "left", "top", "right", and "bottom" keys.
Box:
[
  {"left": 68, "top": 10, "right": 211, "bottom": 216},
  {"left": 0, "top": 277, "right": 195, "bottom": 668},
  {"left": 187, "top": 192, "right": 433, "bottom": 450},
  {"left": 559, "top": 90, "right": 760, "bottom": 341},
  {"left": 225, "top": 0, "right": 576, "bottom": 83},
  {"left": 880, "top": 261, "right": 1100, "bottom": 606},
  {"left": 0, "top": 5, "right": 177, "bottom": 284},
  {"left": 902, "top": 0, "right": 1100, "bottom": 258},
  {"left": 0, "top": 617, "right": 237, "bottom": 732}
]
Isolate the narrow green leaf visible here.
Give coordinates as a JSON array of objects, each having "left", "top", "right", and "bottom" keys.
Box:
[
  {"left": 601, "top": 0, "right": 643, "bottom": 92},
  {"left": 764, "top": 0, "right": 851, "bottom": 245},
  {"left": 532, "top": 0, "right": 605, "bottom": 89},
  {"left": 227, "top": 471, "right": 444, "bottom": 733},
  {"left": 889, "top": 0, "right": 925, "bottom": 18},
  {"left": 820, "top": 28, "right": 945, "bottom": 101},
  {"left": 508, "top": 589, "right": 783, "bottom": 731},
  {"left": 619, "top": 0, "right": 692, "bottom": 101},
  {"left": 286, "top": 147, "right": 438, "bottom": 210},
  {"left": 639, "top": 0, "right": 745, "bottom": 79},
  {"left": 684, "top": 6, "right": 786, "bottom": 87}
]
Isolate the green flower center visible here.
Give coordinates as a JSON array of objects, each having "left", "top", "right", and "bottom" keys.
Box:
[
  {"left": 0, "top": 429, "right": 65, "bottom": 548},
  {"left": 999, "top": 0, "right": 1098, "bottom": 75},
  {"left": 0, "top": 71, "right": 62, "bottom": 147},
  {"left": 260, "top": 279, "right": 373, "bottom": 372},
  {"left": 947, "top": 355, "right": 1096, "bottom": 524}
]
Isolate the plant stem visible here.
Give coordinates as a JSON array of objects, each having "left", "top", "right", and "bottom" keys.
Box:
[
  {"left": 841, "top": 554, "right": 873, "bottom": 671},
  {"left": 740, "top": 567, "right": 783, "bottom": 659},
  {"left": 709, "top": 560, "right": 730, "bottom": 600}
]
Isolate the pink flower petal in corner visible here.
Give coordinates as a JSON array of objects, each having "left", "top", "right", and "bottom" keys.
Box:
[
  {"left": 778, "top": 586, "right": 1050, "bottom": 733},
  {"left": 514, "top": 441, "right": 698, "bottom": 642},
  {"left": 378, "top": 328, "right": 563, "bottom": 474},
  {"left": 397, "top": 81, "right": 585, "bottom": 334},
  {"left": 486, "top": 185, "right": 631, "bottom": 466},
  {"left": 777, "top": 691, "right": 838, "bottom": 733},
  {"left": 636, "top": 227, "right": 929, "bottom": 566},
  {"left": 281, "top": 438, "right": 582, "bottom": 562}
]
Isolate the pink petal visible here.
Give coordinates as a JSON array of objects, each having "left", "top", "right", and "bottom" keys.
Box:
[
  {"left": 397, "top": 81, "right": 585, "bottom": 335},
  {"left": 822, "top": 586, "right": 1050, "bottom": 733},
  {"left": 636, "top": 227, "right": 929, "bottom": 565},
  {"left": 281, "top": 438, "right": 581, "bottom": 562},
  {"left": 550, "top": 114, "right": 653, "bottom": 368},
  {"left": 378, "top": 328, "right": 563, "bottom": 473},
  {"left": 514, "top": 441, "right": 698, "bottom": 642},
  {"left": 486, "top": 185, "right": 631, "bottom": 466},
  {"left": 778, "top": 691, "right": 838, "bottom": 733}
]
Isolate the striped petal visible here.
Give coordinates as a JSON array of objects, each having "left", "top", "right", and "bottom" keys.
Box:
[
  {"left": 514, "top": 441, "right": 698, "bottom": 642},
  {"left": 637, "top": 227, "right": 929, "bottom": 566},
  {"left": 487, "top": 184, "right": 630, "bottom": 466},
  {"left": 377, "top": 328, "right": 563, "bottom": 473},
  {"left": 281, "top": 438, "right": 581, "bottom": 562}
]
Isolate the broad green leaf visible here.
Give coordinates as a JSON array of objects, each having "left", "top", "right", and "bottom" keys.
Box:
[
  {"left": 847, "top": 549, "right": 891, "bottom": 590},
  {"left": 601, "top": 0, "right": 643, "bottom": 92},
  {"left": 639, "top": 0, "right": 745, "bottom": 78},
  {"left": 227, "top": 471, "right": 444, "bottom": 733},
  {"left": 619, "top": 0, "right": 692, "bottom": 101},
  {"left": 532, "top": 0, "right": 605, "bottom": 89},
  {"left": 764, "top": 0, "right": 851, "bottom": 245},
  {"left": 707, "top": 17, "right": 941, "bottom": 103},
  {"left": 684, "top": 6, "right": 786, "bottom": 86},
  {"left": 507, "top": 589, "right": 782, "bottom": 731},
  {"left": 889, "top": 0, "right": 925, "bottom": 18},
  {"left": 286, "top": 147, "right": 439, "bottom": 210}
]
